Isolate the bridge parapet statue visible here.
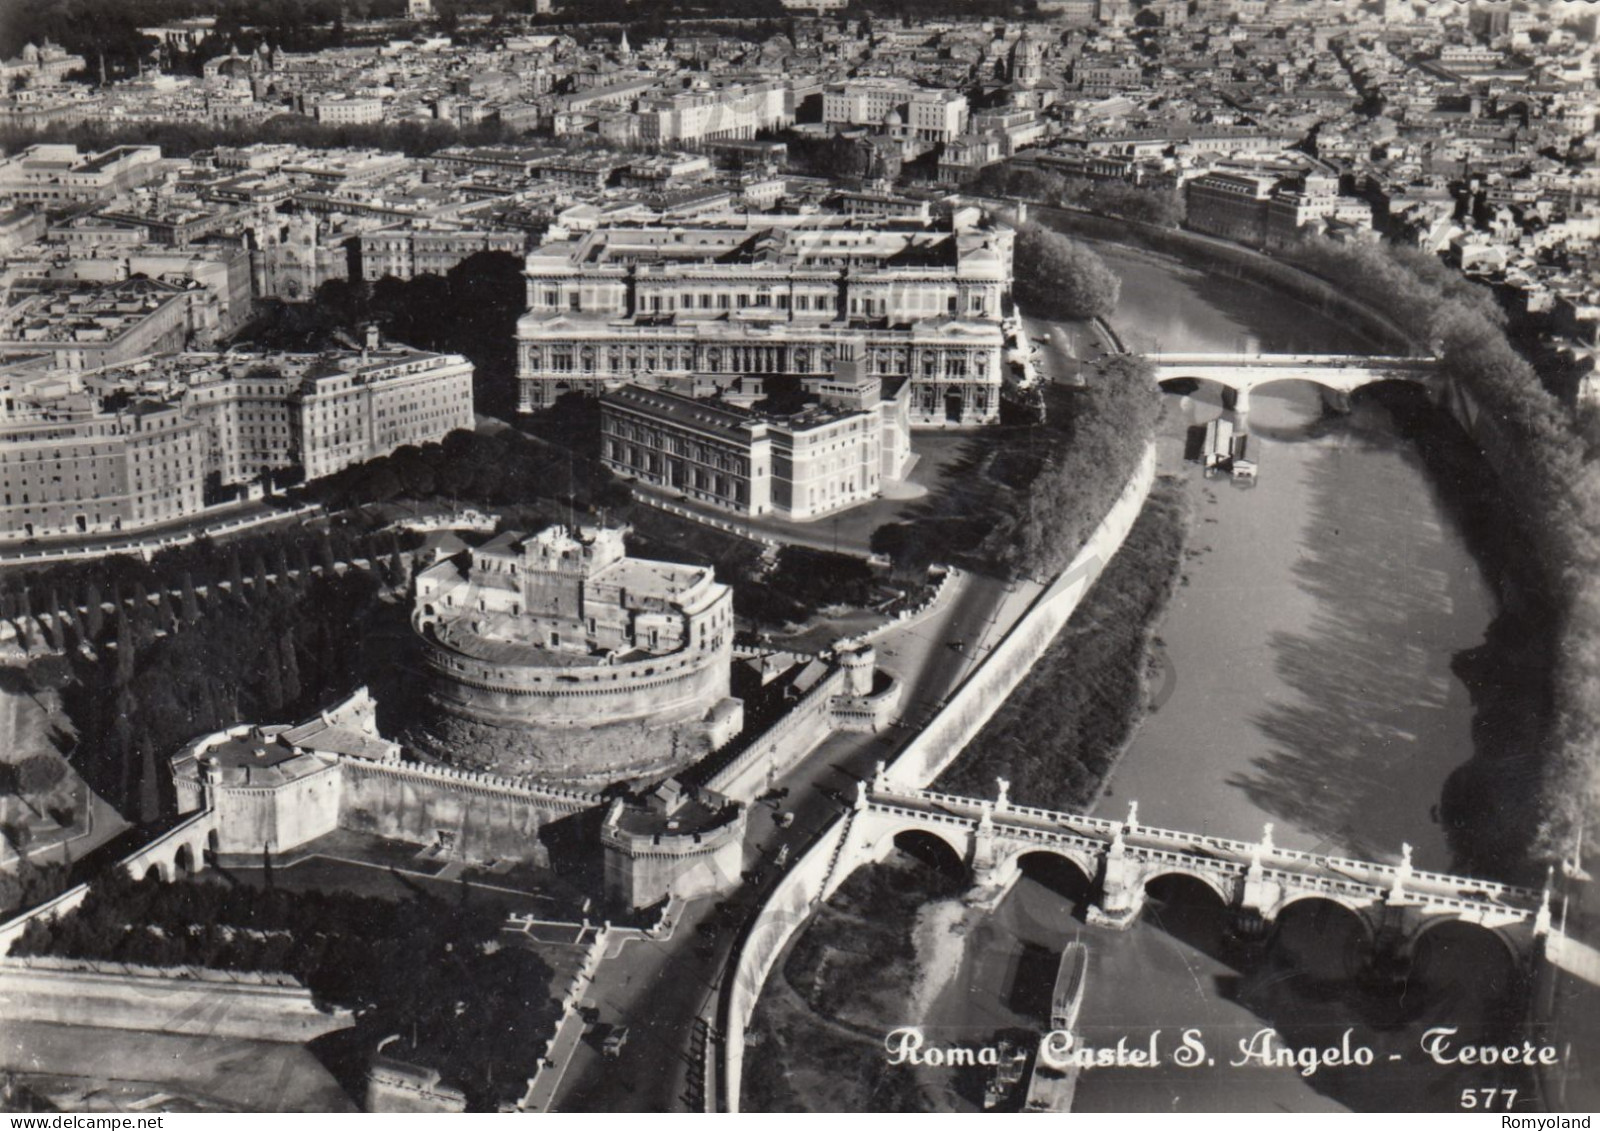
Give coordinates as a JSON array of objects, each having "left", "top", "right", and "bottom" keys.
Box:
[{"left": 856, "top": 785, "right": 1555, "bottom": 966}]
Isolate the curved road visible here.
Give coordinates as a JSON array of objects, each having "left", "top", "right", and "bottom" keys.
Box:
[{"left": 553, "top": 567, "right": 1040, "bottom": 1111}]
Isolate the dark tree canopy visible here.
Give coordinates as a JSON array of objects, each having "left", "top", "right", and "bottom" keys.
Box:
[{"left": 1013, "top": 222, "right": 1122, "bottom": 322}]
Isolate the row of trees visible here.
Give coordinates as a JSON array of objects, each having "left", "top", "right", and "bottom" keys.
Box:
[
  {"left": 242, "top": 250, "right": 527, "bottom": 416},
  {"left": 0, "top": 0, "right": 410, "bottom": 85},
  {"left": 302, "top": 427, "right": 632, "bottom": 516},
  {"left": 938, "top": 481, "right": 1187, "bottom": 810},
  {"left": 0, "top": 859, "right": 70, "bottom": 918},
  {"left": 2, "top": 523, "right": 412, "bottom": 646},
  {"left": 56, "top": 555, "right": 392, "bottom": 822},
  {"left": 1283, "top": 239, "right": 1599, "bottom": 866},
  {"left": 10, "top": 871, "right": 559, "bottom": 1110},
  {"left": 966, "top": 162, "right": 1187, "bottom": 230},
  {"left": 1012, "top": 221, "right": 1122, "bottom": 322},
  {"left": 0, "top": 755, "right": 68, "bottom": 801},
  {"left": 993, "top": 354, "right": 1162, "bottom": 581}
]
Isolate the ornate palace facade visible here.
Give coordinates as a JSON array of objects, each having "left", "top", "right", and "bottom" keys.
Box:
[{"left": 515, "top": 212, "right": 1013, "bottom": 427}]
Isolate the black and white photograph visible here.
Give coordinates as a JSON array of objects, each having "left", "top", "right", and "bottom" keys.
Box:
[{"left": 0, "top": 0, "right": 1594, "bottom": 1117}]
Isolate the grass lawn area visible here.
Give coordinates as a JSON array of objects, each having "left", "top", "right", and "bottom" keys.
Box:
[
  {"left": 0, "top": 668, "right": 127, "bottom": 884},
  {"left": 202, "top": 829, "right": 590, "bottom": 921},
  {"left": 743, "top": 852, "right": 962, "bottom": 1112}
]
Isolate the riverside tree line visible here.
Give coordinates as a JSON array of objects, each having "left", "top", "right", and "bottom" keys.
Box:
[{"left": 1284, "top": 239, "right": 1600, "bottom": 872}]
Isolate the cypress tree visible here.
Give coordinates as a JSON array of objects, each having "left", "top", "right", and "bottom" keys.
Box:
[
  {"left": 279, "top": 634, "right": 302, "bottom": 707},
  {"left": 181, "top": 571, "right": 201, "bottom": 622},
  {"left": 153, "top": 587, "right": 178, "bottom": 634},
  {"left": 113, "top": 608, "right": 137, "bottom": 687},
  {"left": 65, "top": 604, "right": 87, "bottom": 649},
  {"left": 84, "top": 582, "right": 104, "bottom": 640}
]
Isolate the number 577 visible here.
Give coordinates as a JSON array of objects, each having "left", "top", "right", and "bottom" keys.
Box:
[{"left": 1460, "top": 1088, "right": 1518, "bottom": 1110}]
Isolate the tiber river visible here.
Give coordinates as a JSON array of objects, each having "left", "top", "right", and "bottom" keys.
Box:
[{"left": 916, "top": 236, "right": 1541, "bottom": 1113}]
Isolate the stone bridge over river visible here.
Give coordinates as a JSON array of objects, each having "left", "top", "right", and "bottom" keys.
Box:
[
  {"left": 847, "top": 770, "right": 1553, "bottom": 964},
  {"left": 1150, "top": 353, "right": 1441, "bottom": 415}
]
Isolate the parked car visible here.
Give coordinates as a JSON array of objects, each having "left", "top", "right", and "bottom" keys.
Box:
[{"left": 603, "top": 1026, "right": 630, "bottom": 1058}]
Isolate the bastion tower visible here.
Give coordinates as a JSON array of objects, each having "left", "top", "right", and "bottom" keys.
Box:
[{"left": 410, "top": 525, "right": 742, "bottom": 785}]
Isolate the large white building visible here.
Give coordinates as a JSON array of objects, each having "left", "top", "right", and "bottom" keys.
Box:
[
  {"left": 600, "top": 364, "right": 911, "bottom": 521},
  {"left": 636, "top": 82, "right": 792, "bottom": 146},
  {"left": 515, "top": 213, "right": 1013, "bottom": 427},
  {"left": 823, "top": 80, "right": 970, "bottom": 152},
  {"left": 182, "top": 342, "right": 477, "bottom": 484}
]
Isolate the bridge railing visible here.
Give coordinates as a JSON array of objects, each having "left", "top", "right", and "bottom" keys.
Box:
[
  {"left": 1148, "top": 353, "right": 1438, "bottom": 369},
  {"left": 978, "top": 822, "right": 1110, "bottom": 858},
  {"left": 869, "top": 794, "right": 1540, "bottom": 920},
  {"left": 880, "top": 786, "right": 1543, "bottom": 905}
]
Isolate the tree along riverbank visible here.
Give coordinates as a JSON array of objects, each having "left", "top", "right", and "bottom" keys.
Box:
[
  {"left": 1273, "top": 241, "right": 1597, "bottom": 872},
  {"left": 1025, "top": 204, "right": 1574, "bottom": 880},
  {"left": 935, "top": 477, "right": 1190, "bottom": 809},
  {"left": 740, "top": 480, "right": 1191, "bottom": 1112}
]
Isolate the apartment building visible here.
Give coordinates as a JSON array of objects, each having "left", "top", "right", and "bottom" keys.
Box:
[
  {"left": 0, "top": 345, "right": 474, "bottom": 540},
  {"left": 636, "top": 82, "right": 791, "bottom": 146},
  {"left": 182, "top": 345, "right": 477, "bottom": 485},
  {"left": 823, "top": 80, "right": 970, "bottom": 147},
  {"left": 1183, "top": 171, "right": 1280, "bottom": 245},
  {"left": 357, "top": 226, "right": 526, "bottom": 281},
  {"left": 0, "top": 400, "right": 205, "bottom": 539},
  {"left": 0, "top": 144, "right": 163, "bottom": 206},
  {"left": 0, "top": 277, "right": 203, "bottom": 371}
]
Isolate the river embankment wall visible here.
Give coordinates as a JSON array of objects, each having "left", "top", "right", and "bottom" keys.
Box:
[{"left": 719, "top": 444, "right": 1157, "bottom": 1111}]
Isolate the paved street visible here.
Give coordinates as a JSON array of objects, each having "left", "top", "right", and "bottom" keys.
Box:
[{"left": 552, "top": 567, "right": 1040, "bottom": 1111}]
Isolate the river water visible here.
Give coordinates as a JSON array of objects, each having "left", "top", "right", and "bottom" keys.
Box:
[
  {"left": 1091, "top": 241, "right": 1489, "bottom": 871},
  {"left": 918, "top": 236, "right": 1539, "bottom": 1113}
]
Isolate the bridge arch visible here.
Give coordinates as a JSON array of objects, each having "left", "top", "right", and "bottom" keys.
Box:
[
  {"left": 1406, "top": 914, "right": 1524, "bottom": 972},
  {"left": 1272, "top": 890, "right": 1377, "bottom": 932},
  {"left": 1008, "top": 847, "right": 1098, "bottom": 901},
  {"left": 1244, "top": 372, "right": 1430, "bottom": 401},
  {"left": 1157, "top": 374, "right": 1236, "bottom": 399},
  {"left": 1270, "top": 894, "right": 1375, "bottom": 981},
  {"left": 1137, "top": 862, "right": 1234, "bottom": 906},
  {"left": 865, "top": 821, "right": 969, "bottom": 877}
]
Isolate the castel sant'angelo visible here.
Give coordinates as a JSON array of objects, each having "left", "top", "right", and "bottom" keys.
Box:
[{"left": 409, "top": 524, "right": 745, "bottom": 784}]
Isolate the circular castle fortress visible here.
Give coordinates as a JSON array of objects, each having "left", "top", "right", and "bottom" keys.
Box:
[{"left": 411, "top": 524, "right": 742, "bottom": 785}]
